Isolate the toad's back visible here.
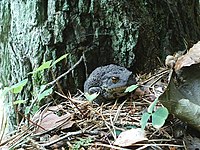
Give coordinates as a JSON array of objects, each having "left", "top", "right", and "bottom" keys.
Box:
[{"left": 84, "top": 64, "right": 136, "bottom": 103}]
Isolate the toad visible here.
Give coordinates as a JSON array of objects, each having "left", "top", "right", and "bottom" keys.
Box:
[{"left": 84, "top": 64, "right": 136, "bottom": 104}]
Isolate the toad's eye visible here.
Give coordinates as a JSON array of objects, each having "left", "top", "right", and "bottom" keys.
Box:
[{"left": 111, "top": 76, "right": 119, "bottom": 83}]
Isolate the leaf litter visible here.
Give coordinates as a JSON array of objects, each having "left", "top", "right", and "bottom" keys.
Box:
[
  {"left": 2, "top": 42, "right": 200, "bottom": 149},
  {"left": 0, "top": 69, "right": 184, "bottom": 150}
]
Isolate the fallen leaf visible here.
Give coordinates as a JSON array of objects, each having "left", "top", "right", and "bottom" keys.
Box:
[
  {"left": 33, "top": 111, "right": 57, "bottom": 133},
  {"left": 32, "top": 110, "right": 74, "bottom": 133},
  {"left": 175, "top": 41, "right": 200, "bottom": 71},
  {"left": 55, "top": 113, "right": 74, "bottom": 130},
  {"left": 114, "top": 128, "right": 148, "bottom": 147}
]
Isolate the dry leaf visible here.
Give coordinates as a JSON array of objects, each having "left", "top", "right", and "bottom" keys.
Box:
[
  {"left": 175, "top": 41, "right": 200, "bottom": 71},
  {"left": 161, "top": 41, "right": 200, "bottom": 132},
  {"left": 55, "top": 113, "right": 74, "bottom": 130},
  {"left": 114, "top": 128, "right": 148, "bottom": 147},
  {"left": 34, "top": 111, "right": 58, "bottom": 133},
  {"left": 33, "top": 110, "right": 74, "bottom": 133}
]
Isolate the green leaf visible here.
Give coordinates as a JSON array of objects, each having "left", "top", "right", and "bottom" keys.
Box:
[
  {"left": 124, "top": 84, "right": 138, "bottom": 93},
  {"left": 38, "top": 87, "right": 53, "bottom": 101},
  {"left": 73, "top": 137, "right": 93, "bottom": 149},
  {"left": 10, "top": 79, "right": 28, "bottom": 93},
  {"left": 83, "top": 137, "right": 93, "bottom": 146},
  {"left": 13, "top": 100, "right": 26, "bottom": 105},
  {"left": 84, "top": 92, "right": 99, "bottom": 102},
  {"left": 32, "top": 105, "right": 39, "bottom": 114},
  {"left": 140, "top": 112, "right": 151, "bottom": 129},
  {"left": 25, "top": 105, "right": 39, "bottom": 115},
  {"left": 25, "top": 106, "right": 30, "bottom": 115},
  {"left": 115, "top": 129, "right": 122, "bottom": 136},
  {"left": 30, "top": 60, "right": 52, "bottom": 74},
  {"left": 147, "top": 97, "right": 158, "bottom": 114},
  {"left": 51, "top": 54, "right": 68, "bottom": 67},
  {"left": 1, "top": 87, "right": 11, "bottom": 96},
  {"left": 39, "top": 85, "right": 46, "bottom": 93},
  {"left": 152, "top": 107, "right": 169, "bottom": 129},
  {"left": 155, "top": 107, "right": 169, "bottom": 119}
]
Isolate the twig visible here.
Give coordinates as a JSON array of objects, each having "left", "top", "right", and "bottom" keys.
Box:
[
  {"left": 40, "top": 130, "right": 84, "bottom": 147},
  {"left": 110, "top": 100, "right": 127, "bottom": 139},
  {"left": 9, "top": 132, "right": 33, "bottom": 149},
  {"left": 46, "top": 55, "right": 83, "bottom": 87},
  {"left": 29, "top": 56, "right": 83, "bottom": 112},
  {"left": 134, "top": 143, "right": 184, "bottom": 148},
  {"left": 113, "top": 100, "right": 127, "bottom": 123},
  {"left": 50, "top": 69, "right": 65, "bottom": 96},
  {"left": 92, "top": 143, "right": 131, "bottom": 150},
  {"left": 140, "top": 69, "right": 169, "bottom": 85},
  {"left": 98, "top": 106, "right": 116, "bottom": 140},
  {"left": 149, "top": 70, "right": 169, "bottom": 87},
  {"left": 55, "top": 91, "right": 85, "bottom": 117},
  {"left": 15, "top": 108, "right": 46, "bottom": 131},
  {"left": 82, "top": 52, "right": 88, "bottom": 78}
]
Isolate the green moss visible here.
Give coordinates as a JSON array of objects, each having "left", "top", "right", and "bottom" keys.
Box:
[{"left": 0, "top": 1, "right": 11, "bottom": 44}]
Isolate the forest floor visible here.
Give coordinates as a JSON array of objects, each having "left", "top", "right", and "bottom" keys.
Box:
[{"left": 1, "top": 67, "right": 200, "bottom": 150}]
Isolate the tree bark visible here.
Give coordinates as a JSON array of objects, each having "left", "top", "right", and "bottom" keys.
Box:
[{"left": 0, "top": 0, "right": 200, "bottom": 129}]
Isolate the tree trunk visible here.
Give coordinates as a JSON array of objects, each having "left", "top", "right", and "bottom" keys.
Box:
[{"left": 0, "top": 0, "right": 200, "bottom": 129}]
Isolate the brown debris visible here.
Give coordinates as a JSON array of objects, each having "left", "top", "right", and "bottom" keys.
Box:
[
  {"left": 0, "top": 67, "right": 191, "bottom": 150},
  {"left": 175, "top": 41, "right": 200, "bottom": 71}
]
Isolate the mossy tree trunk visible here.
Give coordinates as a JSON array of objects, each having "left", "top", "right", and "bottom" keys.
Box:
[{"left": 0, "top": 0, "right": 200, "bottom": 130}]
